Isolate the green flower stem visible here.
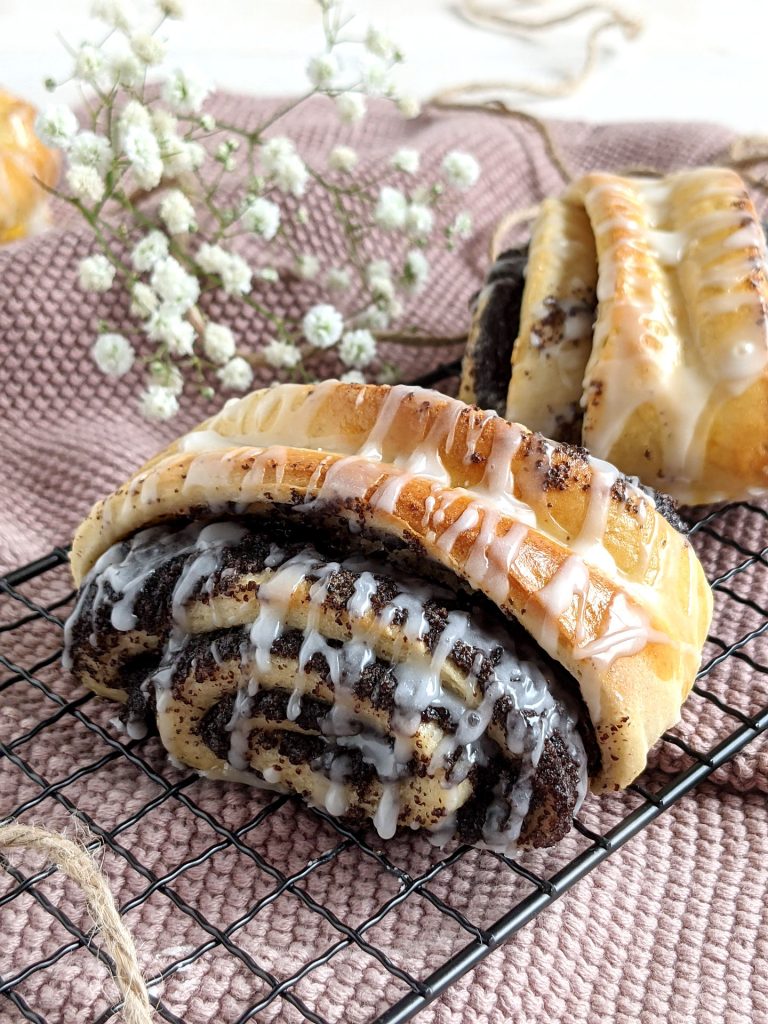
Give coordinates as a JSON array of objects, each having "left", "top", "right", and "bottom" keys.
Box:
[{"left": 373, "top": 330, "right": 467, "bottom": 348}]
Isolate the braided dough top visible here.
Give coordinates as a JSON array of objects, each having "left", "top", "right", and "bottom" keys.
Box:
[{"left": 70, "top": 381, "right": 712, "bottom": 790}]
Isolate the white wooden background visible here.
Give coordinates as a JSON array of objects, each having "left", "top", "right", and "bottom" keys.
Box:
[{"left": 2, "top": 0, "right": 767, "bottom": 133}]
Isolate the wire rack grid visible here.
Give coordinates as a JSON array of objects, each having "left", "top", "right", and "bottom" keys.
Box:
[{"left": 1, "top": 384, "right": 767, "bottom": 1023}]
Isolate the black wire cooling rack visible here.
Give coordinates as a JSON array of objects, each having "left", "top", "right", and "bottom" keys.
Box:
[{"left": 2, "top": 374, "right": 768, "bottom": 1023}]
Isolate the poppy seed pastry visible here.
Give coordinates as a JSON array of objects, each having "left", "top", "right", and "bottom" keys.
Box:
[
  {"left": 461, "top": 167, "right": 768, "bottom": 504},
  {"left": 64, "top": 382, "right": 712, "bottom": 851}
]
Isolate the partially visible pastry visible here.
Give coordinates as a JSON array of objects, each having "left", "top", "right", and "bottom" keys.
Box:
[
  {"left": 461, "top": 167, "right": 768, "bottom": 505},
  {"left": 64, "top": 382, "right": 712, "bottom": 852},
  {"left": 0, "top": 89, "right": 60, "bottom": 243}
]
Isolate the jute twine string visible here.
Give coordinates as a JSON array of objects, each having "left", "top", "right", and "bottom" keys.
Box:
[
  {"left": 431, "top": 1, "right": 643, "bottom": 105},
  {"left": 0, "top": 822, "right": 153, "bottom": 1024}
]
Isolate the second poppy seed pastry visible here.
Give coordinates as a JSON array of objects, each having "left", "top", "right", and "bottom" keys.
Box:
[
  {"left": 462, "top": 167, "right": 768, "bottom": 504},
  {"left": 64, "top": 382, "right": 712, "bottom": 850}
]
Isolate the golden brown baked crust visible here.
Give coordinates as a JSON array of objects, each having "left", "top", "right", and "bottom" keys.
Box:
[{"left": 70, "top": 382, "right": 712, "bottom": 791}]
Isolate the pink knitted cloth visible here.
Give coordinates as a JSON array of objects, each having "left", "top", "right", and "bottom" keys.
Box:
[{"left": 1, "top": 96, "right": 766, "bottom": 1023}]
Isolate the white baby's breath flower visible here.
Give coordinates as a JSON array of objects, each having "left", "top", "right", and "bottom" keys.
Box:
[
  {"left": 328, "top": 145, "right": 358, "bottom": 173},
  {"left": 139, "top": 383, "right": 179, "bottom": 421},
  {"left": 326, "top": 267, "right": 351, "bottom": 290},
  {"left": 365, "top": 259, "right": 391, "bottom": 286},
  {"left": 217, "top": 356, "right": 253, "bottom": 392},
  {"left": 91, "top": 0, "right": 133, "bottom": 31},
  {"left": 150, "top": 256, "right": 200, "bottom": 312},
  {"left": 159, "top": 189, "right": 197, "bottom": 234},
  {"left": 219, "top": 252, "right": 252, "bottom": 296},
  {"left": 257, "top": 267, "right": 279, "bottom": 283},
  {"left": 215, "top": 141, "right": 237, "bottom": 172},
  {"left": 74, "top": 44, "right": 105, "bottom": 84},
  {"left": 357, "top": 304, "right": 390, "bottom": 331},
  {"left": 157, "top": 0, "right": 184, "bottom": 16},
  {"left": 110, "top": 50, "right": 143, "bottom": 88},
  {"left": 306, "top": 52, "right": 339, "bottom": 90},
  {"left": 405, "top": 202, "right": 434, "bottom": 240},
  {"left": 148, "top": 360, "right": 184, "bottom": 395},
  {"left": 339, "top": 329, "right": 376, "bottom": 369},
  {"left": 131, "top": 31, "right": 166, "bottom": 66},
  {"left": 152, "top": 109, "right": 177, "bottom": 136},
  {"left": 157, "top": 132, "right": 185, "bottom": 175},
  {"left": 340, "top": 370, "right": 366, "bottom": 385},
  {"left": 403, "top": 249, "right": 429, "bottom": 293},
  {"left": 66, "top": 164, "right": 105, "bottom": 203},
  {"left": 92, "top": 333, "right": 134, "bottom": 377},
  {"left": 261, "top": 136, "right": 294, "bottom": 169},
  {"left": 35, "top": 104, "right": 78, "bottom": 149},
  {"left": 183, "top": 141, "right": 206, "bottom": 170},
  {"left": 374, "top": 186, "right": 407, "bottom": 230},
  {"left": 397, "top": 95, "right": 421, "bottom": 119},
  {"left": 118, "top": 100, "right": 152, "bottom": 140},
  {"left": 441, "top": 150, "right": 480, "bottom": 190},
  {"left": 242, "top": 196, "right": 280, "bottom": 240},
  {"left": 263, "top": 339, "right": 301, "bottom": 370},
  {"left": 365, "top": 26, "right": 398, "bottom": 60},
  {"left": 130, "top": 282, "right": 158, "bottom": 317},
  {"left": 262, "top": 139, "right": 308, "bottom": 198},
  {"left": 273, "top": 153, "right": 307, "bottom": 196},
  {"left": 70, "top": 132, "right": 113, "bottom": 174},
  {"left": 123, "top": 125, "right": 163, "bottom": 188},
  {"left": 163, "top": 67, "right": 210, "bottom": 115},
  {"left": 359, "top": 55, "right": 390, "bottom": 97},
  {"left": 390, "top": 147, "right": 419, "bottom": 174},
  {"left": 78, "top": 254, "right": 115, "bottom": 292},
  {"left": 195, "top": 242, "right": 229, "bottom": 275},
  {"left": 303, "top": 303, "right": 344, "bottom": 349},
  {"left": 451, "top": 211, "right": 473, "bottom": 239},
  {"left": 145, "top": 307, "right": 195, "bottom": 355},
  {"left": 335, "top": 92, "right": 366, "bottom": 124},
  {"left": 157, "top": 123, "right": 204, "bottom": 177},
  {"left": 203, "top": 322, "right": 236, "bottom": 365},
  {"left": 131, "top": 230, "right": 169, "bottom": 272},
  {"left": 295, "top": 253, "right": 320, "bottom": 280},
  {"left": 369, "top": 274, "right": 395, "bottom": 310}
]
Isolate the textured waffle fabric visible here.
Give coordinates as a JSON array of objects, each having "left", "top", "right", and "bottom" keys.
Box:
[{"left": 0, "top": 96, "right": 766, "bottom": 1023}]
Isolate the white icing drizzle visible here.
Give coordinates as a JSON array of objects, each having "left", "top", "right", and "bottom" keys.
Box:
[
  {"left": 324, "top": 782, "right": 350, "bottom": 816},
  {"left": 475, "top": 425, "right": 537, "bottom": 527},
  {"left": 572, "top": 457, "right": 622, "bottom": 574},
  {"left": 358, "top": 384, "right": 414, "bottom": 461},
  {"left": 536, "top": 556, "right": 592, "bottom": 654},
  {"left": 436, "top": 503, "right": 481, "bottom": 556},
  {"left": 573, "top": 592, "right": 671, "bottom": 675},
  {"left": 373, "top": 783, "right": 400, "bottom": 840}
]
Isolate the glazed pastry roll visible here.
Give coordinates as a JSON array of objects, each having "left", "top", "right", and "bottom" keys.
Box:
[
  {"left": 461, "top": 167, "right": 768, "bottom": 504},
  {"left": 65, "top": 382, "right": 712, "bottom": 852}
]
